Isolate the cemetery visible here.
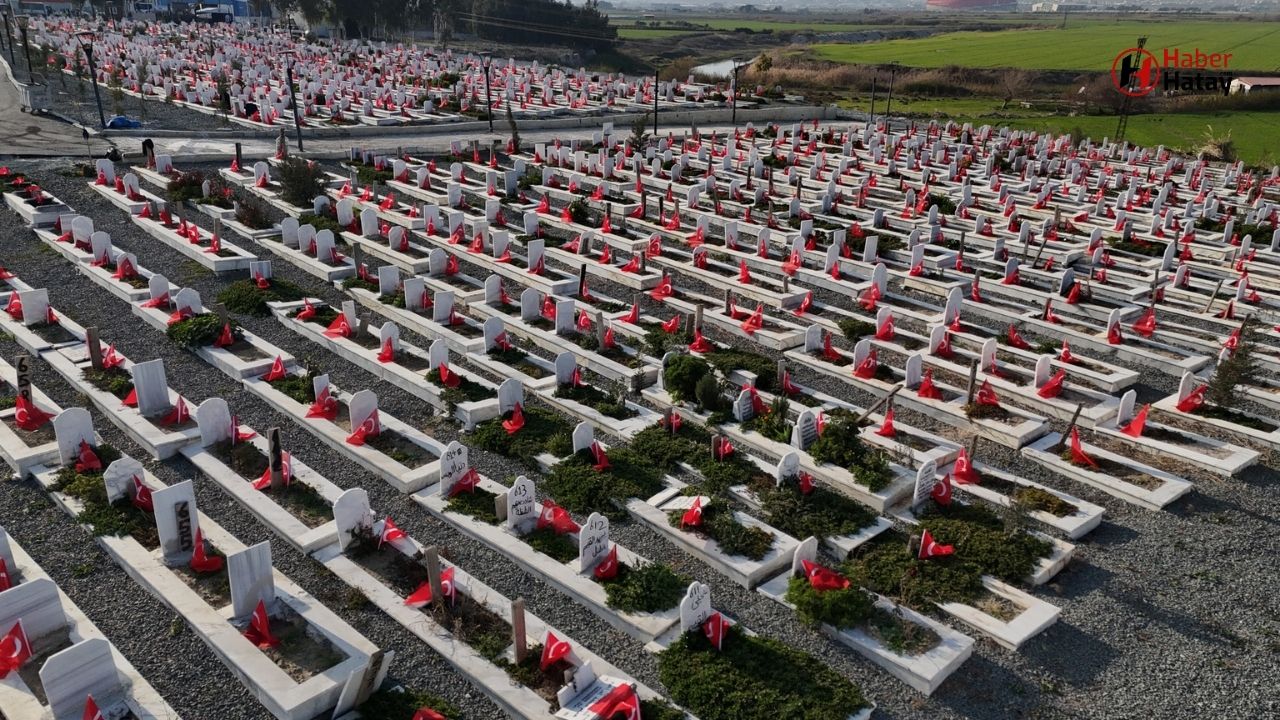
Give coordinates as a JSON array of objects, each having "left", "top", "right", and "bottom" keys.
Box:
[{"left": 2, "top": 35, "right": 1279, "bottom": 716}]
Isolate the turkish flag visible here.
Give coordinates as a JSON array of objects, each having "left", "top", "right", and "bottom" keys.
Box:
[
  {"left": 262, "top": 356, "right": 288, "bottom": 382},
  {"left": 918, "top": 529, "right": 955, "bottom": 559},
  {"left": 540, "top": 631, "right": 572, "bottom": 671},
  {"left": 324, "top": 313, "right": 352, "bottom": 338},
  {"left": 590, "top": 441, "right": 611, "bottom": 472},
  {"left": 1107, "top": 323, "right": 1123, "bottom": 345},
  {"left": 0, "top": 558, "right": 9, "bottom": 591},
  {"left": 875, "top": 316, "right": 895, "bottom": 341},
  {"left": 502, "top": 403, "right": 526, "bottom": 435},
  {"left": 1120, "top": 404, "right": 1149, "bottom": 437},
  {"left": 853, "top": 349, "right": 878, "bottom": 379},
  {"left": 412, "top": 708, "right": 447, "bottom": 720},
  {"left": 377, "top": 337, "right": 396, "bottom": 363},
  {"left": 917, "top": 369, "right": 943, "bottom": 400},
  {"left": 214, "top": 322, "right": 235, "bottom": 348},
  {"left": 296, "top": 299, "right": 316, "bottom": 321},
  {"left": 75, "top": 441, "right": 102, "bottom": 473},
  {"left": 681, "top": 497, "right": 704, "bottom": 527},
  {"left": 1176, "top": 384, "right": 1207, "bottom": 413},
  {"left": 703, "top": 611, "right": 728, "bottom": 651},
  {"left": 1131, "top": 307, "right": 1157, "bottom": 338},
  {"left": 931, "top": 473, "right": 953, "bottom": 506},
  {"left": 378, "top": 517, "right": 407, "bottom": 547},
  {"left": 537, "top": 500, "right": 579, "bottom": 534},
  {"left": 448, "top": 468, "right": 481, "bottom": 497},
  {"left": 0, "top": 621, "right": 31, "bottom": 676},
  {"left": 1068, "top": 428, "right": 1098, "bottom": 468},
  {"left": 101, "top": 344, "right": 123, "bottom": 369},
  {"left": 132, "top": 476, "right": 154, "bottom": 512},
  {"left": 437, "top": 363, "right": 462, "bottom": 389},
  {"left": 346, "top": 410, "right": 381, "bottom": 446},
  {"left": 1037, "top": 369, "right": 1067, "bottom": 399},
  {"left": 140, "top": 292, "right": 169, "bottom": 309},
  {"left": 82, "top": 693, "right": 105, "bottom": 720},
  {"left": 593, "top": 545, "right": 619, "bottom": 580},
  {"left": 190, "top": 526, "right": 224, "bottom": 573},
  {"left": 874, "top": 407, "right": 896, "bottom": 437},
  {"left": 975, "top": 380, "right": 1001, "bottom": 407},
  {"left": 14, "top": 394, "right": 54, "bottom": 432},
  {"left": 1059, "top": 340, "right": 1076, "bottom": 363},
  {"left": 161, "top": 396, "right": 191, "bottom": 426},
  {"left": 952, "top": 448, "right": 981, "bottom": 485},
  {"left": 801, "top": 559, "right": 850, "bottom": 591},
  {"left": 1006, "top": 325, "right": 1031, "bottom": 350},
  {"left": 588, "top": 683, "right": 641, "bottom": 720},
  {"left": 244, "top": 599, "right": 279, "bottom": 648},
  {"left": 252, "top": 451, "right": 293, "bottom": 489},
  {"left": 307, "top": 386, "right": 339, "bottom": 420}
]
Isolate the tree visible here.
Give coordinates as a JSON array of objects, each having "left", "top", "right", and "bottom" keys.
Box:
[
  {"left": 999, "top": 70, "right": 1035, "bottom": 110},
  {"left": 1207, "top": 314, "right": 1261, "bottom": 408}
]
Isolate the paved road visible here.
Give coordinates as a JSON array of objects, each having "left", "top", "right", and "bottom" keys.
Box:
[{"left": 0, "top": 57, "right": 116, "bottom": 159}]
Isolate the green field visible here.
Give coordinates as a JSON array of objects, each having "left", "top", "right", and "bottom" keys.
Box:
[
  {"left": 813, "top": 20, "right": 1280, "bottom": 72},
  {"left": 615, "top": 17, "right": 937, "bottom": 38},
  {"left": 838, "top": 96, "right": 1279, "bottom": 163}
]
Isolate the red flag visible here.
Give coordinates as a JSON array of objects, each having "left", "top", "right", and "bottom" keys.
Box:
[
  {"left": 122, "top": 388, "right": 138, "bottom": 407},
  {"left": 536, "top": 500, "right": 579, "bottom": 534},
  {"left": 448, "top": 468, "right": 481, "bottom": 497},
  {"left": 214, "top": 322, "right": 235, "bottom": 348},
  {"left": 190, "top": 526, "right": 224, "bottom": 573},
  {"left": 75, "top": 441, "right": 102, "bottom": 473},
  {"left": 1131, "top": 307, "right": 1157, "bottom": 338},
  {"left": 325, "top": 312, "right": 352, "bottom": 338},
  {"left": 649, "top": 276, "right": 674, "bottom": 301},
  {"left": 975, "top": 380, "right": 1001, "bottom": 406},
  {"left": 593, "top": 544, "right": 619, "bottom": 580},
  {"left": 1059, "top": 340, "right": 1076, "bottom": 363},
  {"left": 14, "top": 394, "right": 54, "bottom": 432},
  {"left": 346, "top": 410, "right": 381, "bottom": 445},
  {"left": 262, "top": 356, "right": 287, "bottom": 382},
  {"left": 1068, "top": 428, "right": 1098, "bottom": 467},
  {"left": 436, "top": 362, "right": 462, "bottom": 389},
  {"left": 0, "top": 621, "right": 32, "bottom": 677},
  {"left": 502, "top": 403, "right": 526, "bottom": 434},
  {"left": 253, "top": 451, "right": 293, "bottom": 489},
  {"left": 853, "top": 349, "right": 878, "bottom": 379},
  {"left": 858, "top": 284, "right": 881, "bottom": 311},
  {"left": 412, "top": 709, "right": 447, "bottom": 720},
  {"left": 1037, "top": 369, "right": 1067, "bottom": 399},
  {"left": 132, "top": 475, "right": 154, "bottom": 512},
  {"left": 0, "top": 558, "right": 9, "bottom": 591},
  {"left": 874, "top": 407, "right": 896, "bottom": 437},
  {"left": 1006, "top": 325, "right": 1031, "bottom": 349},
  {"left": 101, "top": 344, "right": 123, "bottom": 369},
  {"left": 917, "top": 369, "right": 943, "bottom": 400},
  {"left": 875, "top": 315, "right": 895, "bottom": 341},
  {"left": 931, "top": 473, "right": 953, "bottom": 506},
  {"left": 681, "top": 497, "right": 704, "bottom": 527},
  {"left": 82, "top": 694, "right": 105, "bottom": 720},
  {"left": 781, "top": 370, "right": 801, "bottom": 395},
  {"left": 713, "top": 436, "right": 734, "bottom": 460},
  {"left": 1176, "top": 384, "right": 1207, "bottom": 413},
  {"left": 952, "top": 448, "right": 981, "bottom": 485},
  {"left": 1120, "top": 404, "right": 1149, "bottom": 437},
  {"left": 377, "top": 337, "right": 396, "bottom": 363},
  {"left": 918, "top": 529, "right": 955, "bottom": 559},
  {"left": 307, "top": 385, "right": 339, "bottom": 420},
  {"left": 689, "top": 329, "right": 714, "bottom": 352},
  {"left": 378, "top": 517, "right": 407, "bottom": 547},
  {"left": 539, "top": 630, "right": 573, "bottom": 671},
  {"left": 1107, "top": 322, "right": 1123, "bottom": 345},
  {"left": 588, "top": 683, "right": 641, "bottom": 720},
  {"left": 590, "top": 441, "right": 611, "bottom": 472},
  {"left": 243, "top": 599, "right": 279, "bottom": 648},
  {"left": 703, "top": 612, "right": 727, "bottom": 651},
  {"left": 161, "top": 396, "right": 191, "bottom": 426},
  {"left": 800, "top": 559, "right": 850, "bottom": 591}
]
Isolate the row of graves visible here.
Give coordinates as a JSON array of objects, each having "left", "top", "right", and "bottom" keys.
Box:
[
  {"left": 33, "top": 18, "right": 752, "bottom": 133},
  {"left": 0, "top": 172, "right": 714, "bottom": 719},
  {"left": 5, "top": 107, "right": 1279, "bottom": 719}
]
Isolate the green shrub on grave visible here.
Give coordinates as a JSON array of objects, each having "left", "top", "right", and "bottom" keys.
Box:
[
  {"left": 167, "top": 314, "right": 240, "bottom": 349},
  {"left": 785, "top": 576, "right": 874, "bottom": 630},
  {"left": 541, "top": 448, "right": 663, "bottom": 517},
  {"left": 469, "top": 406, "right": 572, "bottom": 466},
  {"left": 670, "top": 503, "right": 774, "bottom": 560},
  {"left": 361, "top": 686, "right": 461, "bottom": 720},
  {"left": 277, "top": 157, "right": 327, "bottom": 208},
  {"left": 658, "top": 624, "right": 868, "bottom": 720},
  {"left": 663, "top": 354, "right": 711, "bottom": 403},
  {"left": 600, "top": 561, "right": 687, "bottom": 613},
  {"left": 706, "top": 348, "right": 776, "bottom": 391},
  {"left": 217, "top": 278, "right": 307, "bottom": 317}
]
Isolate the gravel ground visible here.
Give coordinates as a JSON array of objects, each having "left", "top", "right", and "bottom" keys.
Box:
[{"left": 1, "top": 156, "right": 1278, "bottom": 720}]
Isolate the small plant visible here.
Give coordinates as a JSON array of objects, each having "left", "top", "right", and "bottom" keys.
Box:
[
  {"left": 1207, "top": 314, "right": 1261, "bottom": 408},
  {"left": 167, "top": 171, "right": 207, "bottom": 203},
  {"left": 235, "top": 196, "right": 273, "bottom": 230},
  {"left": 167, "top": 314, "right": 239, "bottom": 349},
  {"left": 276, "top": 157, "right": 327, "bottom": 208},
  {"left": 601, "top": 562, "right": 687, "bottom": 613},
  {"left": 217, "top": 278, "right": 307, "bottom": 317},
  {"left": 786, "top": 576, "right": 874, "bottom": 629},
  {"left": 663, "top": 354, "right": 711, "bottom": 403}
]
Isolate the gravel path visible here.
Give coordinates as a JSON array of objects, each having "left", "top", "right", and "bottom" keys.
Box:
[{"left": 1, "top": 157, "right": 1278, "bottom": 720}]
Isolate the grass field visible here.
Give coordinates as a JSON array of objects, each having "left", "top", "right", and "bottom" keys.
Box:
[
  {"left": 613, "top": 16, "right": 1015, "bottom": 38},
  {"left": 838, "top": 96, "right": 1279, "bottom": 164},
  {"left": 813, "top": 20, "right": 1280, "bottom": 72}
]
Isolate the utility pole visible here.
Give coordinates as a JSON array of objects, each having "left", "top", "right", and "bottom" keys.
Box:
[{"left": 1114, "top": 37, "right": 1148, "bottom": 144}]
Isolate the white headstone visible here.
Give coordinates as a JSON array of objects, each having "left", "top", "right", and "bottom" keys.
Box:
[
  {"left": 227, "top": 540, "right": 274, "bottom": 618},
  {"left": 678, "top": 581, "right": 713, "bottom": 633},
  {"left": 577, "top": 512, "right": 610, "bottom": 574},
  {"left": 437, "top": 441, "right": 471, "bottom": 497},
  {"left": 53, "top": 407, "right": 95, "bottom": 467},
  {"left": 153, "top": 479, "right": 198, "bottom": 564},
  {"left": 506, "top": 475, "right": 537, "bottom": 535}
]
